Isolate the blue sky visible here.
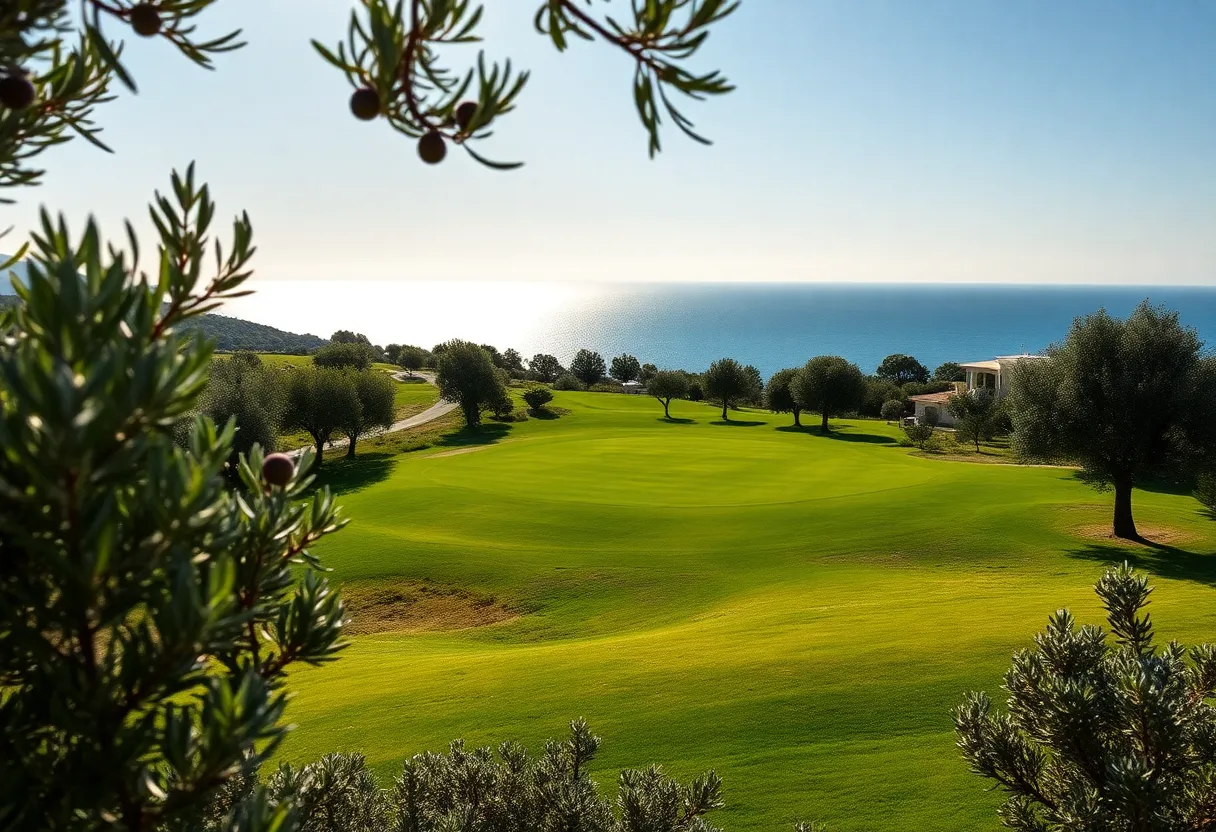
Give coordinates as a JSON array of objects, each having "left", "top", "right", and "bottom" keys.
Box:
[{"left": 8, "top": 0, "right": 1216, "bottom": 284}]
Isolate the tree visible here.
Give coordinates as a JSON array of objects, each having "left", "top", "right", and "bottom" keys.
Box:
[
  {"left": 436, "top": 340, "right": 510, "bottom": 428},
  {"left": 383, "top": 343, "right": 404, "bottom": 364},
  {"left": 398, "top": 345, "right": 429, "bottom": 375},
  {"left": 610, "top": 353, "right": 642, "bottom": 384},
  {"left": 0, "top": 171, "right": 348, "bottom": 831},
  {"left": 529, "top": 353, "right": 564, "bottom": 383},
  {"left": 331, "top": 330, "right": 371, "bottom": 345},
  {"left": 501, "top": 348, "right": 526, "bottom": 378},
  {"left": 1008, "top": 302, "right": 1216, "bottom": 539},
  {"left": 285, "top": 366, "right": 363, "bottom": 470},
  {"left": 880, "top": 399, "right": 905, "bottom": 424},
  {"left": 947, "top": 388, "right": 997, "bottom": 451},
  {"left": 522, "top": 384, "right": 554, "bottom": 412},
  {"left": 342, "top": 370, "right": 397, "bottom": 458},
  {"left": 933, "top": 361, "right": 965, "bottom": 382},
  {"left": 703, "top": 358, "right": 750, "bottom": 421},
  {"left": 902, "top": 422, "right": 935, "bottom": 449},
  {"left": 553, "top": 372, "right": 583, "bottom": 391},
  {"left": 956, "top": 564, "right": 1216, "bottom": 831},
  {"left": 197, "top": 352, "right": 286, "bottom": 467},
  {"left": 648, "top": 370, "right": 689, "bottom": 419},
  {"left": 876, "top": 353, "right": 929, "bottom": 385},
  {"left": 570, "top": 349, "right": 606, "bottom": 389},
  {"left": 863, "top": 376, "right": 905, "bottom": 417},
  {"left": 313, "top": 340, "right": 376, "bottom": 371},
  {"left": 742, "top": 364, "right": 764, "bottom": 405},
  {"left": 640, "top": 362, "right": 658, "bottom": 384},
  {"left": 765, "top": 368, "right": 803, "bottom": 427},
  {"left": 792, "top": 356, "right": 867, "bottom": 432}
]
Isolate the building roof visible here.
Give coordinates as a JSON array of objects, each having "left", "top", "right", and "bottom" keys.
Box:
[
  {"left": 960, "top": 360, "right": 1002, "bottom": 371},
  {"left": 909, "top": 392, "right": 955, "bottom": 404}
]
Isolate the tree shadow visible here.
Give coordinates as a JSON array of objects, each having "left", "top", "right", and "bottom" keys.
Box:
[
  {"left": 657, "top": 417, "right": 696, "bottom": 424},
  {"left": 1063, "top": 470, "right": 1198, "bottom": 498},
  {"left": 312, "top": 453, "right": 397, "bottom": 496},
  {"left": 528, "top": 408, "right": 561, "bottom": 420},
  {"left": 1067, "top": 539, "right": 1216, "bottom": 588},
  {"left": 435, "top": 422, "right": 513, "bottom": 449},
  {"left": 775, "top": 424, "right": 896, "bottom": 445},
  {"left": 710, "top": 419, "right": 766, "bottom": 427}
]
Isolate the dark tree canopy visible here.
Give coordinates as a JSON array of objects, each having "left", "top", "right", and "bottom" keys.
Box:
[
  {"left": 501, "top": 348, "right": 526, "bottom": 378},
  {"left": 313, "top": 341, "right": 376, "bottom": 372},
  {"left": 792, "top": 356, "right": 867, "bottom": 432},
  {"left": 764, "top": 368, "right": 802, "bottom": 427},
  {"left": 199, "top": 352, "right": 285, "bottom": 466},
  {"left": 570, "top": 349, "right": 607, "bottom": 388},
  {"left": 880, "top": 399, "right": 905, "bottom": 424},
  {"left": 957, "top": 565, "right": 1216, "bottom": 831},
  {"left": 341, "top": 370, "right": 397, "bottom": 458},
  {"left": 186, "top": 313, "right": 325, "bottom": 353},
  {"left": 1008, "top": 302, "right": 1216, "bottom": 538},
  {"left": 610, "top": 353, "right": 642, "bottom": 384},
  {"left": 529, "top": 353, "right": 564, "bottom": 383},
  {"left": 876, "top": 353, "right": 929, "bottom": 385},
  {"left": 436, "top": 340, "right": 510, "bottom": 428},
  {"left": 742, "top": 364, "right": 764, "bottom": 405},
  {"left": 933, "top": 361, "right": 966, "bottom": 382},
  {"left": 398, "top": 345, "right": 430, "bottom": 374},
  {"left": 284, "top": 365, "right": 362, "bottom": 469},
  {"left": 947, "top": 389, "right": 998, "bottom": 452},
  {"left": 862, "top": 377, "right": 905, "bottom": 418},
  {"left": 647, "top": 370, "right": 689, "bottom": 419},
  {"left": 640, "top": 362, "right": 658, "bottom": 384},
  {"left": 331, "top": 330, "right": 371, "bottom": 345},
  {"left": 703, "top": 358, "right": 750, "bottom": 421}
]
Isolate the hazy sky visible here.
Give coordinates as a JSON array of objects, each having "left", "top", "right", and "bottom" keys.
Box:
[{"left": 8, "top": 0, "right": 1215, "bottom": 285}]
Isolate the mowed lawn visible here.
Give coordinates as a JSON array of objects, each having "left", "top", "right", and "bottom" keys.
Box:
[{"left": 280, "top": 391, "right": 1216, "bottom": 831}]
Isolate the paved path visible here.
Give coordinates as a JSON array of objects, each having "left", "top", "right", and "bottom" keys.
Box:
[{"left": 288, "top": 370, "right": 457, "bottom": 459}]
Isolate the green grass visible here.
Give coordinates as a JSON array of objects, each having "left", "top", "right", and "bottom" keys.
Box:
[{"left": 280, "top": 392, "right": 1216, "bottom": 831}]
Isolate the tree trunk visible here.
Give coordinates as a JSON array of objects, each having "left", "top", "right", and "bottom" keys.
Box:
[
  {"left": 346, "top": 433, "right": 357, "bottom": 458},
  {"left": 821, "top": 410, "right": 829, "bottom": 432},
  {"left": 663, "top": 399, "right": 671, "bottom": 419},
  {"left": 1113, "top": 472, "right": 1138, "bottom": 539},
  {"left": 721, "top": 399, "right": 728, "bottom": 420},
  {"left": 793, "top": 408, "right": 801, "bottom": 427},
  {"left": 310, "top": 435, "right": 325, "bottom": 472}
]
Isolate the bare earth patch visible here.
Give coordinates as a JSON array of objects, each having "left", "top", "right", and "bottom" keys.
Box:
[
  {"left": 1073, "top": 523, "right": 1202, "bottom": 547},
  {"left": 429, "top": 446, "right": 491, "bottom": 459},
  {"left": 341, "top": 580, "right": 518, "bottom": 635}
]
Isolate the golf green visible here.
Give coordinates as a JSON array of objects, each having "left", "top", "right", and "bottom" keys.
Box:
[{"left": 280, "top": 390, "right": 1216, "bottom": 831}]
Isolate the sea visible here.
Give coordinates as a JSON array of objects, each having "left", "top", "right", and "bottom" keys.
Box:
[{"left": 214, "top": 282, "right": 1216, "bottom": 376}]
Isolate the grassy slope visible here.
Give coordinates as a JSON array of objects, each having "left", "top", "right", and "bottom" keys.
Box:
[{"left": 282, "top": 392, "right": 1216, "bottom": 831}]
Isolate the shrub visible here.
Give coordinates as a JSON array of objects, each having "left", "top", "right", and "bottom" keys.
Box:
[
  {"left": 554, "top": 372, "right": 583, "bottom": 391},
  {"left": 957, "top": 564, "right": 1216, "bottom": 830},
  {"left": 523, "top": 384, "right": 554, "bottom": 411},
  {"left": 313, "top": 340, "right": 376, "bottom": 371},
  {"left": 903, "top": 422, "right": 935, "bottom": 449},
  {"left": 880, "top": 399, "right": 905, "bottom": 423}
]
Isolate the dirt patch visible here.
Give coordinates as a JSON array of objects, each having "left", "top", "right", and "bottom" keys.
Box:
[
  {"left": 1073, "top": 523, "right": 1202, "bottom": 547},
  {"left": 341, "top": 580, "right": 518, "bottom": 635},
  {"left": 429, "top": 445, "right": 491, "bottom": 459}
]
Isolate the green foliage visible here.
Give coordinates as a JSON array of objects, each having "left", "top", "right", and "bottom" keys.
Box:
[
  {"left": 529, "top": 353, "right": 564, "bottom": 383},
  {"left": 285, "top": 365, "right": 362, "bottom": 469},
  {"left": 703, "top": 357, "right": 750, "bottom": 420},
  {"left": 342, "top": 370, "right": 397, "bottom": 458},
  {"left": 640, "top": 362, "right": 658, "bottom": 384},
  {"left": 553, "top": 372, "right": 582, "bottom": 391},
  {"left": 947, "top": 389, "right": 998, "bottom": 452},
  {"left": 648, "top": 370, "right": 689, "bottom": 419},
  {"left": 523, "top": 383, "right": 554, "bottom": 412},
  {"left": 902, "top": 422, "right": 935, "bottom": 449},
  {"left": 862, "top": 377, "right": 905, "bottom": 417},
  {"left": 956, "top": 564, "right": 1216, "bottom": 831},
  {"left": 902, "top": 380, "right": 954, "bottom": 397},
  {"left": 0, "top": 170, "right": 347, "bottom": 830},
  {"left": 741, "top": 363, "right": 764, "bottom": 405},
  {"left": 610, "top": 353, "right": 642, "bottom": 384},
  {"left": 501, "top": 347, "right": 526, "bottom": 378},
  {"left": 1008, "top": 302, "right": 1216, "bottom": 538},
  {"left": 933, "top": 361, "right": 965, "bottom": 382},
  {"left": 313, "top": 340, "right": 376, "bottom": 372},
  {"left": 187, "top": 313, "right": 325, "bottom": 353},
  {"left": 764, "top": 368, "right": 802, "bottom": 426},
  {"left": 792, "top": 356, "right": 867, "bottom": 432},
  {"left": 570, "top": 348, "right": 606, "bottom": 388},
  {"left": 876, "top": 353, "right": 929, "bottom": 385},
  {"left": 880, "top": 399, "right": 905, "bottom": 423},
  {"left": 395, "top": 344, "right": 430, "bottom": 374},
  {"left": 436, "top": 339, "right": 510, "bottom": 427},
  {"left": 198, "top": 351, "right": 286, "bottom": 466}
]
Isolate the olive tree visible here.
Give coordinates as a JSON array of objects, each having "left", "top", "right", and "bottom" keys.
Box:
[
  {"left": 1008, "top": 302, "right": 1216, "bottom": 539},
  {"left": 341, "top": 370, "right": 397, "bottom": 458},
  {"left": 703, "top": 358, "right": 750, "bottom": 421},
  {"left": 284, "top": 365, "right": 362, "bottom": 470},
  {"left": 765, "top": 368, "right": 803, "bottom": 427},
  {"left": 436, "top": 340, "right": 510, "bottom": 428},
  {"left": 313, "top": 341, "right": 375, "bottom": 371},
  {"left": 947, "top": 388, "right": 997, "bottom": 452},
  {"left": 570, "top": 349, "right": 607, "bottom": 389},
  {"left": 610, "top": 353, "right": 642, "bottom": 384},
  {"left": 398, "top": 345, "right": 429, "bottom": 375},
  {"left": 792, "top": 356, "right": 867, "bottom": 432},
  {"left": 956, "top": 564, "right": 1216, "bottom": 831},
  {"left": 648, "top": 370, "right": 689, "bottom": 419},
  {"left": 198, "top": 352, "right": 286, "bottom": 466}
]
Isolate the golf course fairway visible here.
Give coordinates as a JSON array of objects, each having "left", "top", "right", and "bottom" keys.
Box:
[{"left": 280, "top": 390, "right": 1216, "bottom": 831}]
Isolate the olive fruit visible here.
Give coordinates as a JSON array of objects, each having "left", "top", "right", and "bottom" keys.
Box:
[
  {"left": 129, "top": 3, "right": 163, "bottom": 37},
  {"left": 349, "top": 87, "right": 380, "bottom": 121},
  {"left": 454, "top": 101, "right": 477, "bottom": 132},
  {"left": 261, "top": 453, "right": 295, "bottom": 488},
  {"left": 417, "top": 130, "right": 446, "bottom": 165},
  {"left": 0, "top": 73, "right": 35, "bottom": 111}
]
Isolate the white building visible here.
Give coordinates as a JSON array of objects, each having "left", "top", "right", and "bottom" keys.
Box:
[{"left": 908, "top": 354, "right": 1042, "bottom": 427}]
